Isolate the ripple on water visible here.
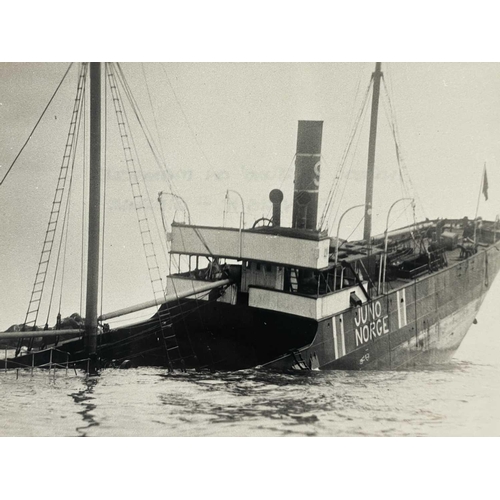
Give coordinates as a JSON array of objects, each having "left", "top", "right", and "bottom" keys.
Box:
[{"left": 0, "top": 352, "right": 499, "bottom": 436}]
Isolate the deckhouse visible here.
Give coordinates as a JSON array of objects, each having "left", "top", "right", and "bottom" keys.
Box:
[{"left": 166, "top": 120, "right": 370, "bottom": 322}]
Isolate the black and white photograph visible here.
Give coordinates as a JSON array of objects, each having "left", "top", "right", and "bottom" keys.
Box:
[
  {"left": 0, "top": 3, "right": 498, "bottom": 498},
  {"left": 2, "top": 59, "right": 499, "bottom": 437}
]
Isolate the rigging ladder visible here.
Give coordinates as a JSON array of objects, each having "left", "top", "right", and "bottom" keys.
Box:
[
  {"left": 106, "top": 63, "right": 182, "bottom": 369},
  {"left": 17, "top": 63, "right": 88, "bottom": 355}
]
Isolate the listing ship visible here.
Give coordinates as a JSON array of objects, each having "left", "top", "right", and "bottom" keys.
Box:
[{"left": 2, "top": 62, "right": 499, "bottom": 372}]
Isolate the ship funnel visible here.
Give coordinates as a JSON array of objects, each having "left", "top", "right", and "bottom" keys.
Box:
[
  {"left": 292, "top": 120, "right": 323, "bottom": 230},
  {"left": 269, "top": 189, "right": 284, "bottom": 227}
]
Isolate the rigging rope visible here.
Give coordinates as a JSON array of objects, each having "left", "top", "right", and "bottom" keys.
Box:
[
  {"left": 46, "top": 95, "right": 85, "bottom": 324},
  {"left": 104, "top": 64, "right": 221, "bottom": 366},
  {"left": 107, "top": 63, "right": 166, "bottom": 303},
  {"left": 54, "top": 74, "right": 87, "bottom": 322},
  {"left": 319, "top": 77, "right": 373, "bottom": 230},
  {"left": 55, "top": 179, "right": 73, "bottom": 321},
  {"left": 111, "top": 63, "right": 170, "bottom": 268},
  {"left": 57, "top": 196, "right": 72, "bottom": 316},
  {"left": 345, "top": 64, "right": 365, "bottom": 139},
  {"left": 328, "top": 88, "right": 371, "bottom": 235},
  {"left": 114, "top": 63, "right": 182, "bottom": 266},
  {"left": 337, "top": 214, "right": 365, "bottom": 252},
  {"left": 141, "top": 63, "right": 167, "bottom": 165},
  {"left": 48, "top": 84, "right": 86, "bottom": 325},
  {"left": 106, "top": 64, "right": 182, "bottom": 367},
  {"left": 160, "top": 63, "right": 222, "bottom": 182},
  {"left": 116, "top": 64, "right": 229, "bottom": 271},
  {"left": 320, "top": 66, "right": 427, "bottom": 239},
  {"left": 381, "top": 75, "right": 427, "bottom": 220},
  {"left": 115, "top": 63, "right": 177, "bottom": 194},
  {"left": 46, "top": 192, "right": 71, "bottom": 325},
  {"left": 23, "top": 64, "right": 88, "bottom": 330},
  {"left": 15, "top": 64, "right": 86, "bottom": 356},
  {"left": 387, "top": 202, "right": 415, "bottom": 231},
  {"left": 0, "top": 63, "right": 74, "bottom": 188},
  {"left": 380, "top": 81, "right": 410, "bottom": 202}
]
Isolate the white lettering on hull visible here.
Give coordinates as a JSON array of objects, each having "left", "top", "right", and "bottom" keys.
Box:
[{"left": 354, "top": 300, "right": 389, "bottom": 347}]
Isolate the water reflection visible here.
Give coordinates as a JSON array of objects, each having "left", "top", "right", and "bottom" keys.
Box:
[
  {"left": 156, "top": 370, "right": 341, "bottom": 436},
  {"left": 70, "top": 376, "right": 100, "bottom": 437},
  {"left": 153, "top": 365, "right": 480, "bottom": 436}
]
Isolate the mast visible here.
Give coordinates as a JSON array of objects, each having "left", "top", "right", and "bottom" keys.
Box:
[
  {"left": 84, "top": 62, "right": 102, "bottom": 371},
  {"left": 362, "top": 62, "right": 383, "bottom": 242}
]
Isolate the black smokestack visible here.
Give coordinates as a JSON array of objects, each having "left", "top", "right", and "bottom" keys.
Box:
[
  {"left": 292, "top": 120, "right": 323, "bottom": 230},
  {"left": 269, "top": 189, "right": 284, "bottom": 227}
]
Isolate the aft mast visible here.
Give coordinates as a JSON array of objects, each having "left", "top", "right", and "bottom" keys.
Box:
[
  {"left": 362, "top": 62, "right": 383, "bottom": 242},
  {"left": 84, "top": 62, "right": 102, "bottom": 373}
]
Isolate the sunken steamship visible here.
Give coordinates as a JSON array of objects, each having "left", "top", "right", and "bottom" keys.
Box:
[{"left": 2, "top": 62, "right": 500, "bottom": 372}]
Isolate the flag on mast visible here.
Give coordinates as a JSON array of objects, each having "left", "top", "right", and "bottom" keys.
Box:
[{"left": 483, "top": 165, "right": 489, "bottom": 201}]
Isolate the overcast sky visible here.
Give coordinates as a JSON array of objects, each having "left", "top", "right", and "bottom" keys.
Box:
[{"left": 1, "top": 62, "right": 500, "bottom": 330}]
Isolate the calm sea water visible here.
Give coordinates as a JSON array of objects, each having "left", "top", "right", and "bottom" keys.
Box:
[{"left": 2, "top": 283, "right": 500, "bottom": 437}]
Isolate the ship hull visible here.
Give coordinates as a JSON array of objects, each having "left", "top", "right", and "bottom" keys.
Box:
[
  {"left": 266, "top": 244, "right": 500, "bottom": 371},
  {"left": 266, "top": 293, "right": 484, "bottom": 371},
  {"left": 7, "top": 244, "right": 500, "bottom": 372}
]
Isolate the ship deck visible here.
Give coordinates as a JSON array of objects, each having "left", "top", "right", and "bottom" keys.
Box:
[{"left": 380, "top": 246, "right": 475, "bottom": 294}]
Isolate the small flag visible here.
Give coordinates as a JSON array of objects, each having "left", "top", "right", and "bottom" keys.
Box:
[{"left": 483, "top": 166, "right": 489, "bottom": 201}]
